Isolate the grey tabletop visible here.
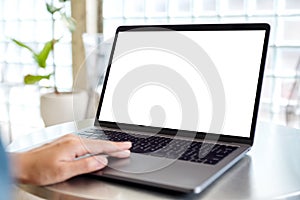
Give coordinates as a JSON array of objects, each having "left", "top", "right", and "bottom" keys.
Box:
[{"left": 8, "top": 120, "right": 300, "bottom": 200}]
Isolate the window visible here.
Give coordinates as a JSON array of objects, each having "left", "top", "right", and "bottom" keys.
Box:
[
  {"left": 1, "top": 0, "right": 299, "bottom": 143},
  {"left": 103, "top": 0, "right": 300, "bottom": 128},
  {"left": 0, "top": 0, "right": 72, "bottom": 88},
  {"left": 0, "top": 0, "right": 73, "bottom": 142}
]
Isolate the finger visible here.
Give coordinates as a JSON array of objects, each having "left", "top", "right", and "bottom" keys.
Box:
[
  {"left": 108, "top": 150, "right": 131, "bottom": 158},
  {"left": 63, "top": 155, "right": 108, "bottom": 179},
  {"left": 77, "top": 139, "right": 132, "bottom": 156}
]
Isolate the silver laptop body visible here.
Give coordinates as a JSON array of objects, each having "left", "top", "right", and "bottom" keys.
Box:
[{"left": 80, "top": 23, "right": 270, "bottom": 194}]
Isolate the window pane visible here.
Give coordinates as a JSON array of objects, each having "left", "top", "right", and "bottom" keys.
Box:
[
  {"left": 281, "top": 78, "right": 298, "bottom": 102},
  {"left": 278, "top": 0, "right": 300, "bottom": 15},
  {"left": 4, "top": 21, "right": 20, "bottom": 39},
  {"left": 248, "top": 0, "right": 275, "bottom": 15},
  {"left": 3, "top": 0, "right": 19, "bottom": 20},
  {"left": 265, "top": 47, "right": 275, "bottom": 71},
  {"left": 0, "top": 22, "right": 4, "bottom": 41},
  {"left": 0, "top": 106, "right": 9, "bottom": 121},
  {"left": 193, "top": 0, "right": 217, "bottom": 16},
  {"left": 19, "top": 21, "right": 36, "bottom": 42},
  {"left": 0, "top": 1, "right": 4, "bottom": 19},
  {"left": 169, "top": 0, "right": 192, "bottom": 17},
  {"left": 23, "top": 64, "right": 37, "bottom": 76},
  {"left": 19, "top": 0, "right": 35, "bottom": 19},
  {"left": 219, "top": 0, "right": 246, "bottom": 16},
  {"left": 35, "top": 20, "right": 52, "bottom": 42},
  {"left": 274, "top": 48, "right": 300, "bottom": 74},
  {"left": 5, "top": 64, "right": 23, "bottom": 83},
  {"left": 35, "top": 0, "right": 51, "bottom": 20},
  {"left": 261, "top": 77, "right": 274, "bottom": 102},
  {"left": 124, "top": 0, "right": 145, "bottom": 18},
  {"left": 0, "top": 43, "right": 5, "bottom": 62},
  {"left": 0, "top": 63, "right": 5, "bottom": 82},
  {"left": 277, "top": 17, "right": 300, "bottom": 45},
  {"left": 103, "top": 0, "right": 124, "bottom": 18},
  {"left": 145, "top": 0, "right": 168, "bottom": 18},
  {"left": 6, "top": 43, "right": 21, "bottom": 63}
]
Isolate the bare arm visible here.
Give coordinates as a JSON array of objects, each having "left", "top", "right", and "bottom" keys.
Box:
[{"left": 10, "top": 134, "right": 131, "bottom": 185}]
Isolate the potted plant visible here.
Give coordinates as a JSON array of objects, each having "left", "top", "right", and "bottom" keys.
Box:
[{"left": 12, "top": 0, "right": 88, "bottom": 126}]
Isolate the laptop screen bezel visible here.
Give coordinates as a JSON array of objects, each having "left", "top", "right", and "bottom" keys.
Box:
[{"left": 94, "top": 23, "right": 270, "bottom": 146}]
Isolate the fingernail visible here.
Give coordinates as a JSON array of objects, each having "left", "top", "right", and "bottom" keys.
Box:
[
  {"left": 118, "top": 141, "right": 132, "bottom": 148},
  {"left": 119, "top": 150, "right": 131, "bottom": 157},
  {"left": 96, "top": 156, "right": 108, "bottom": 168}
]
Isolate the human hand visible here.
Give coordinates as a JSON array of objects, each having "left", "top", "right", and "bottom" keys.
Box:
[{"left": 11, "top": 134, "right": 131, "bottom": 185}]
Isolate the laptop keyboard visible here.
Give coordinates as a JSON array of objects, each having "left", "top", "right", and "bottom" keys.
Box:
[{"left": 79, "top": 128, "right": 238, "bottom": 165}]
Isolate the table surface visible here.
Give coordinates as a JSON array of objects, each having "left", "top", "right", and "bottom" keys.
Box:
[{"left": 8, "top": 120, "right": 300, "bottom": 200}]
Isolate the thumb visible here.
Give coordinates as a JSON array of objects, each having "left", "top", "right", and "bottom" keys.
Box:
[{"left": 64, "top": 155, "right": 108, "bottom": 178}]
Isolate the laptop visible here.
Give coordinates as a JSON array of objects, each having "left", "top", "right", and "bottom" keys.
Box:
[{"left": 78, "top": 23, "right": 270, "bottom": 194}]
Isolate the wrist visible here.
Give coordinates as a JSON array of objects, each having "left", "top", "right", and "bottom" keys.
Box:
[{"left": 10, "top": 152, "right": 30, "bottom": 184}]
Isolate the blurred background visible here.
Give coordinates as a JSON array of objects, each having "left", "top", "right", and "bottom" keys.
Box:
[{"left": 0, "top": 0, "right": 300, "bottom": 144}]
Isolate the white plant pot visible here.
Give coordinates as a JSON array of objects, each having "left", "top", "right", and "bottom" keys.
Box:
[{"left": 40, "top": 90, "right": 88, "bottom": 127}]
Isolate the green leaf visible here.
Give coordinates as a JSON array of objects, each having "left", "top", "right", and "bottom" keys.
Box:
[
  {"left": 59, "top": 0, "right": 69, "bottom": 2},
  {"left": 11, "top": 39, "right": 35, "bottom": 54},
  {"left": 46, "top": 3, "right": 62, "bottom": 14},
  {"left": 34, "top": 39, "right": 57, "bottom": 68},
  {"left": 24, "top": 74, "right": 52, "bottom": 84},
  {"left": 60, "top": 12, "right": 76, "bottom": 32}
]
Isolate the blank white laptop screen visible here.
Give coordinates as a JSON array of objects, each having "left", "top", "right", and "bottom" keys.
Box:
[{"left": 99, "top": 30, "right": 266, "bottom": 138}]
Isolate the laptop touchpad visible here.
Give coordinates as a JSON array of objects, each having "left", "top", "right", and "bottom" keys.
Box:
[{"left": 104, "top": 153, "right": 177, "bottom": 174}]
